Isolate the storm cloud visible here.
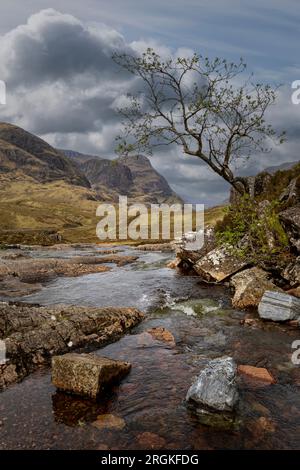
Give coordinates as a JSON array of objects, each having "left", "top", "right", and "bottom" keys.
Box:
[{"left": 0, "top": 4, "right": 299, "bottom": 205}]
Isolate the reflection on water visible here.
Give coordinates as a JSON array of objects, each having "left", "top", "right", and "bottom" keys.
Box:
[{"left": 1, "top": 247, "right": 300, "bottom": 449}]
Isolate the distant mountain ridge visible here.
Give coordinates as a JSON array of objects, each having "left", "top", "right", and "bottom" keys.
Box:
[
  {"left": 264, "top": 160, "right": 299, "bottom": 174},
  {"left": 60, "top": 149, "right": 183, "bottom": 204},
  {"left": 0, "top": 122, "right": 182, "bottom": 205}
]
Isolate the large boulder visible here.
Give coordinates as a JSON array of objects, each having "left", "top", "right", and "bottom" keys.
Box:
[
  {"left": 194, "top": 245, "right": 248, "bottom": 282},
  {"left": 258, "top": 290, "right": 300, "bottom": 321},
  {"left": 175, "top": 226, "right": 216, "bottom": 266},
  {"left": 186, "top": 356, "right": 239, "bottom": 412},
  {"left": 230, "top": 267, "right": 280, "bottom": 308},
  {"left": 52, "top": 353, "right": 131, "bottom": 399},
  {"left": 279, "top": 205, "right": 300, "bottom": 253}
]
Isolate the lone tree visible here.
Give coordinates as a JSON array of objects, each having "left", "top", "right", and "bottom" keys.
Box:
[{"left": 113, "top": 49, "right": 285, "bottom": 194}]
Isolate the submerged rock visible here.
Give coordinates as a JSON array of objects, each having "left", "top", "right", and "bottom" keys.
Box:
[
  {"left": 238, "top": 365, "right": 276, "bottom": 385},
  {"left": 52, "top": 353, "right": 131, "bottom": 399},
  {"left": 287, "top": 286, "right": 300, "bottom": 298},
  {"left": 136, "top": 432, "right": 166, "bottom": 450},
  {"left": 230, "top": 267, "right": 280, "bottom": 308},
  {"left": 194, "top": 246, "right": 248, "bottom": 282},
  {"left": 92, "top": 414, "right": 126, "bottom": 430},
  {"left": 186, "top": 356, "right": 239, "bottom": 412},
  {"left": 136, "top": 243, "right": 174, "bottom": 252},
  {"left": 258, "top": 290, "right": 300, "bottom": 321},
  {"left": 147, "top": 327, "right": 175, "bottom": 345}
]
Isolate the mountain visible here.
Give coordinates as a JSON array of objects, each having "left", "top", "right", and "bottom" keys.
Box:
[
  {"left": 0, "top": 123, "right": 183, "bottom": 244},
  {"left": 264, "top": 160, "right": 299, "bottom": 174},
  {"left": 61, "top": 150, "right": 183, "bottom": 204},
  {"left": 0, "top": 123, "right": 90, "bottom": 187},
  {"left": 119, "top": 155, "right": 182, "bottom": 203}
]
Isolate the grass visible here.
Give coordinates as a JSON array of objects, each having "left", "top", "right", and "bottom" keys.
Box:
[{"left": 0, "top": 179, "right": 226, "bottom": 245}]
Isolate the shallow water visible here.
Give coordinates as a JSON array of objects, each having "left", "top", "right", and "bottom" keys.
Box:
[{"left": 1, "top": 246, "right": 300, "bottom": 450}]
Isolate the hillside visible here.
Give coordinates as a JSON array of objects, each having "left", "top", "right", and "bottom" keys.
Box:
[
  {"left": 61, "top": 150, "right": 183, "bottom": 204},
  {"left": 0, "top": 123, "right": 90, "bottom": 187},
  {"left": 264, "top": 160, "right": 299, "bottom": 174},
  {"left": 0, "top": 123, "right": 183, "bottom": 244}
]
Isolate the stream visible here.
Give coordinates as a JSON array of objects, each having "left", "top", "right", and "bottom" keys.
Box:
[{"left": 1, "top": 246, "right": 300, "bottom": 450}]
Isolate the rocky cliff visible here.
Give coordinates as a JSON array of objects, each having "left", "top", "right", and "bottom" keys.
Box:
[{"left": 61, "top": 150, "right": 183, "bottom": 204}]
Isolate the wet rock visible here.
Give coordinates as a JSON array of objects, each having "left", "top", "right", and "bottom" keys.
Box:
[
  {"left": 52, "top": 353, "right": 131, "bottom": 399},
  {"left": 136, "top": 332, "right": 157, "bottom": 347},
  {"left": 166, "top": 258, "right": 181, "bottom": 269},
  {"left": 230, "top": 267, "right": 280, "bottom": 308},
  {"left": 191, "top": 408, "right": 239, "bottom": 430},
  {"left": 96, "top": 444, "right": 110, "bottom": 450},
  {"left": 81, "top": 254, "right": 138, "bottom": 266},
  {"left": 0, "top": 254, "right": 137, "bottom": 297},
  {"left": 0, "top": 276, "right": 42, "bottom": 298},
  {"left": 0, "top": 362, "right": 18, "bottom": 389},
  {"left": 251, "top": 401, "right": 271, "bottom": 416},
  {"left": 176, "top": 227, "right": 216, "bottom": 267},
  {"left": 247, "top": 416, "right": 276, "bottom": 441},
  {"left": 136, "top": 243, "right": 174, "bottom": 252},
  {"left": 0, "top": 303, "right": 143, "bottom": 390},
  {"left": 287, "top": 286, "right": 300, "bottom": 298},
  {"left": 136, "top": 432, "right": 166, "bottom": 449},
  {"left": 279, "top": 205, "right": 300, "bottom": 253},
  {"left": 241, "top": 317, "right": 260, "bottom": 328},
  {"left": 147, "top": 327, "right": 175, "bottom": 345},
  {"left": 258, "top": 290, "right": 300, "bottom": 322},
  {"left": 1, "top": 251, "right": 30, "bottom": 260},
  {"left": 282, "top": 258, "right": 300, "bottom": 287},
  {"left": 238, "top": 365, "right": 276, "bottom": 385},
  {"left": 92, "top": 414, "right": 126, "bottom": 430},
  {"left": 186, "top": 356, "right": 239, "bottom": 412},
  {"left": 0, "top": 256, "right": 111, "bottom": 287},
  {"left": 194, "top": 246, "right": 248, "bottom": 282}
]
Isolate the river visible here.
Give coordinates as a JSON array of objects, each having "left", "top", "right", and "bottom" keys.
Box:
[{"left": 0, "top": 246, "right": 300, "bottom": 449}]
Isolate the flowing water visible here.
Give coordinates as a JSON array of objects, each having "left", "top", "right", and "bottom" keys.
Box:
[{"left": 1, "top": 246, "right": 300, "bottom": 450}]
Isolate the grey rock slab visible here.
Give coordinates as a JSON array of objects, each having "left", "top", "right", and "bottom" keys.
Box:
[
  {"left": 258, "top": 290, "right": 300, "bottom": 321},
  {"left": 186, "top": 356, "right": 239, "bottom": 412}
]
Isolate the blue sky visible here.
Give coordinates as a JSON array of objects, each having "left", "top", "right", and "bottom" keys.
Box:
[{"left": 0, "top": 1, "right": 299, "bottom": 204}]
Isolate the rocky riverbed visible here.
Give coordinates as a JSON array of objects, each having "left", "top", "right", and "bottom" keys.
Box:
[
  {"left": 0, "top": 244, "right": 300, "bottom": 449},
  {"left": 0, "top": 245, "right": 138, "bottom": 298}
]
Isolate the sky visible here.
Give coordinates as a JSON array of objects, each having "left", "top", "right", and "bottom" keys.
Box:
[{"left": 0, "top": 1, "right": 300, "bottom": 205}]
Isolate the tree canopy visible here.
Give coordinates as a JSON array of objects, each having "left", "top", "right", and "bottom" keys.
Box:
[{"left": 113, "top": 49, "right": 285, "bottom": 194}]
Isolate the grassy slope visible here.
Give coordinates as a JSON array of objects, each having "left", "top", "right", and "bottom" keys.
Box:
[{"left": 0, "top": 179, "right": 225, "bottom": 244}]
